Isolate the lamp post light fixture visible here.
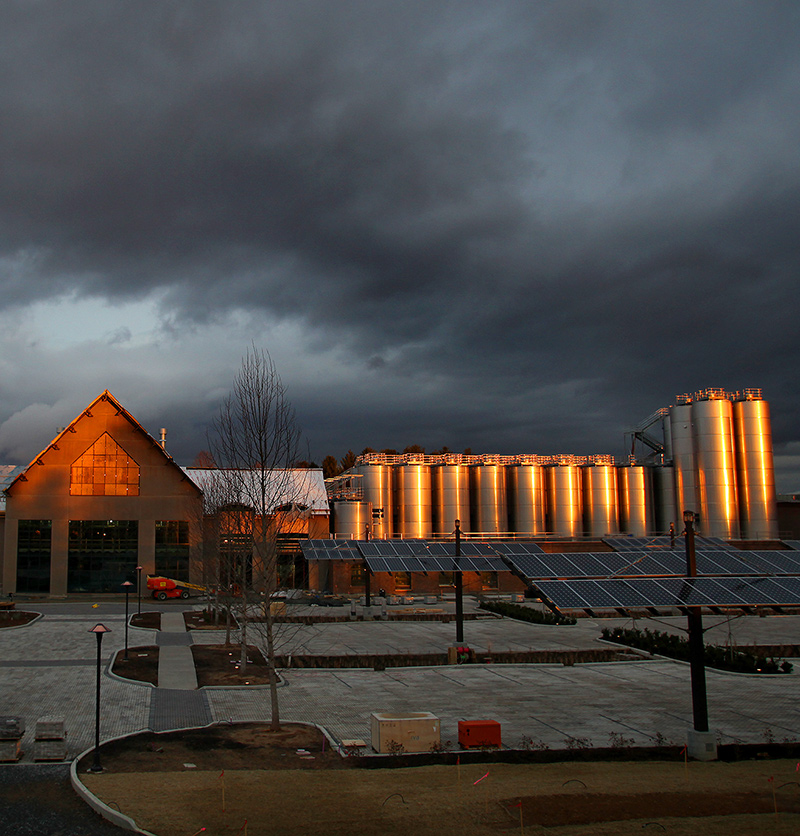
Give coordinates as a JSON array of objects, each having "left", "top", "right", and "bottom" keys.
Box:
[
  {"left": 121, "top": 581, "right": 133, "bottom": 661},
  {"left": 88, "top": 623, "right": 111, "bottom": 773},
  {"left": 136, "top": 565, "right": 143, "bottom": 616}
]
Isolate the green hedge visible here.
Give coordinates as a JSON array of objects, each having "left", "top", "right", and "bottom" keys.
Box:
[
  {"left": 479, "top": 598, "right": 576, "bottom": 626},
  {"left": 601, "top": 626, "right": 793, "bottom": 674}
]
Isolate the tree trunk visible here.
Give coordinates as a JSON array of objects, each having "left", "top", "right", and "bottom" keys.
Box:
[{"left": 266, "top": 609, "right": 280, "bottom": 731}]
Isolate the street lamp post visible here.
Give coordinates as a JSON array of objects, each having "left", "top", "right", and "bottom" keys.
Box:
[
  {"left": 683, "top": 510, "right": 716, "bottom": 761},
  {"left": 683, "top": 511, "right": 708, "bottom": 732},
  {"left": 136, "top": 565, "right": 143, "bottom": 616},
  {"left": 454, "top": 519, "right": 464, "bottom": 644},
  {"left": 121, "top": 581, "right": 133, "bottom": 662},
  {"left": 88, "top": 624, "right": 111, "bottom": 773}
]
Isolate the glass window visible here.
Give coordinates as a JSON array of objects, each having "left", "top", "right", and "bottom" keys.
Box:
[
  {"left": 68, "top": 520, "right": 138, "bottom": 592},
  {"left": 393, "top": 571, "right": 411, "bottom": 592},
  {"left": 438, "top": 571, "right": 455, "bottom": 587},
  {"left": 350, "top": 564, "right": 365, "bottom": 587},
  {"left": 70, "top": 433, "right": 139, "bottom": 496},
  {"left": 480, "top": 571, "right": 499, "bottom": 590},
  {"left": 17, "top": 520, "right": 51, "bottom": 594},
  {"left": 155, "top": 521, "right": 190, "bottom": 581}
]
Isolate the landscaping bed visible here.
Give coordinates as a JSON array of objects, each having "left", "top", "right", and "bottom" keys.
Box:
[
  {"left": 130, "top": 611, "right": 160, "bottom": 630},
  {"left": 111, "top": 646, "right": 159, "bottom": 685},
  {"left": 0, "top": 610, "right": 38, "bottom": 628},
  {"left": 191, "top": 643, "right": 273, "bottom": 687}
]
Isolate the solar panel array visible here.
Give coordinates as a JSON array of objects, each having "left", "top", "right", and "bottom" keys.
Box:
[
  {"left": 784, "top": 540, "right": 800, "bottom": 552},
  {"left": 300, "top": 537, "right": 800, "bottom": 607}
]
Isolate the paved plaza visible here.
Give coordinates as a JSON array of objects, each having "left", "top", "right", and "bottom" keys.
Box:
[{"left": 1, "top": 599, "right": 799, "bottom": 762}]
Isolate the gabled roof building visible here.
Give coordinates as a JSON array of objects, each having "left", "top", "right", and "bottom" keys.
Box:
[{"left": 0, "top": 391, "right": 328, "bottom": 596}]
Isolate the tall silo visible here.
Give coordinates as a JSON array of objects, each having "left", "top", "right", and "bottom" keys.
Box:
[
  {"left": 508, "top": 463, "right": 546, "bottom": 536},
  {"left": 652, "top": 465, "right": 676, "bottom": 534},
  {"left": 583, "top": 463, "right": 620, "bottom": 537},
  {"left": 670, "top": 401, "right": 696, "bottom": 519},
  {"left": 332, "top": 501, "right": 372, "bottom": 539},
  {"left": 356, "top": 463, "right": 393, "bottom": 539},
  {"left": 432, "top": 463, "right": 471, "bottom": 537},
  {"left": 733, "top": 392, "right": 778, "bottom": 539},
  {"left": 692, "top": 394, "right": 739, "bottom": 539},
  {"left": 617, "top": 465, "right": 652, "bottom": 537},
  {"left": 470, "top": 464, "right": 508, "bottom": 535},
  {"left": 394, "top": 464, "right": 433, "bottom": 539},
  {"left": 546, "top": 463, "right": 583, "bottom": 538}
]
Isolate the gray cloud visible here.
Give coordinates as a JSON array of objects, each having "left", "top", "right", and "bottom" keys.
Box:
[{"left": 1, "top": 1, "right": 799, "bottom": 487}]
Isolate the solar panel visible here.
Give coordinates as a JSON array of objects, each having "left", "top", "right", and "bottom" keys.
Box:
[
  {"left": 783, "top": 540, "right": 800, "bottom": 552},
  {"left": 300, "top": 540, "right": 360, "bottom": 560},
  {"left": 533, "top": 575, "right": 800, "bottom": 610},
  {"left": 364, "top": 555, "right": 508, "bottom": 574},
  {"left": 491, "top": 541, "right": 546, "bottom": 555}
]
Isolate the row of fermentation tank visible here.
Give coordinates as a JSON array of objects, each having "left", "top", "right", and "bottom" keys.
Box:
[{"left": 329, "top": 389, "right": 778, "bottom": 541}]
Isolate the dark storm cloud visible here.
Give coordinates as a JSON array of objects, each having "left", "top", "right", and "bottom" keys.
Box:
[{"left": 1, "top": 1, "right": 799, "bottom": 482}]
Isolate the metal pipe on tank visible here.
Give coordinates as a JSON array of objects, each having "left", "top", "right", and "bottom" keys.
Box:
[
  {"left": 356, "top": 463, "right": 393, "bottom": 539},
  {"left": 470, "top": 464, "right": 507, "bottom": 535},
  {"left": 692, "top": 396, "right": 740, "bottom": 539},
  {"left": 583, "top": 465, "right": 620, "bottom": 537},
  {"left": 508, "top": 464, "right": 546, "bottom": 536},
  {"left": 733, "top": 395, "right": 778, "bottom": 539},
  {"left": 546, "top": 464, "right": 583, "bottom": 538},
  {"left": 652, "top": 465, "right": 676, "bottom": 535},
  {"left": 617, "top": 465, "right": 652, "bottom": 537},
  {"left": 394, "top": 464, "right": 433, "bottom": 539},
  {"left": 331, "top": 501, "right": 372, "bottom": 540},
  {"left": 432, "top": 464, "right": 470, "bottom": 537}
]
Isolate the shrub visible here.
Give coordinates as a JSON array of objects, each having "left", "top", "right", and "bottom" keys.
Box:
[
  {"left": 479, "top": 598, "right": 576, "bottom": 626},
  {"left": 601, "top": 626, "right": 793, "bottom": 674}
]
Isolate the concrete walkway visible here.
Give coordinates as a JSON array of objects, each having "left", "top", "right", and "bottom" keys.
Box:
[
  {"left": 156, "top": 612, "right": 197, "bottom": 689},
  {"left": 1, "top": 601, "right": 799, "bottom": 762}
]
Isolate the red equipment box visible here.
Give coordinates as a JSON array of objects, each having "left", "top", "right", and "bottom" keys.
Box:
[{"left": 458, "top": 720, "right": 501, "bottom": 749}]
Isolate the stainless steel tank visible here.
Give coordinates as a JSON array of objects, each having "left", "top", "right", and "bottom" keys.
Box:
[
  {"left": 617, "top": 465, "right": 651, "bottom": 537},
  {"left": 692, "top": 396, "right": 739, "bottom": 539},
  {"left": 394, "top": 464, "right": 433, "bottom": 539},
  {"left": 432, "top": 464, "right": 470, "bottom": 537},
  {"left": 670, "top": 402, "right": 696, "bottom": 519},
  {"left": 733, "top": 395, "right": 778, "bottom": 539},
  {"left": 582, "top": 465, "right": 620, "bottom": 537},
  {"left": 470, "top": 464, "right": 508, "bottom": 535},
  {"left": 546, "top": 464, "right": 583, "bottom": 538},
  {"left": 508, "top": 464, "right": 546, "bottom": 536},
  {"left": 652, "top": 465, "right": 676, "bottom": 534},
  {"left": 331, "top": 500, "right": 372, "bottom": 540},
  {"left": 356, "top": 463, "right": 393, "bottom": 539}
]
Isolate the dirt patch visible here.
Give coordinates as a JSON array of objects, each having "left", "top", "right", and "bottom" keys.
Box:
[
  {"left": 192, "top": 643, "right": 274, "bottom": 687},
  {"left": 80, "top": 757, "right": 800, "bottom": 836},
  {"left": 77, "top": 722, "right": 344, "bottom": 773},
  {"left": 130, "top": 611, "right": 160, "bottom": 630},
  {"left": 0, "top": 611, "right": 38, "bottom": 628},
  {"left": 500, "top": 789, "right": 800, "bottom": 827},
  {"left": 111, "top": 646, "right": 159, "bottom": 685}
]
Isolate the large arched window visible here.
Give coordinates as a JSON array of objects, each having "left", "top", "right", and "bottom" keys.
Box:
[{"left": 70, "top": 433, "right": 140, "bottom": 496}]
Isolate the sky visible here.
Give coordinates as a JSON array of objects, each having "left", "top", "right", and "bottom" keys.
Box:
[{"left": 1, "top": 1, "right": 799, "bottom": 490}]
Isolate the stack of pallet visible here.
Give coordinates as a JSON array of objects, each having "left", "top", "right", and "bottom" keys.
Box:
[
  {"left": 0, "top": 716, "right": 25, "bottom": 762},
  {"left": 34, "top": 719, "right": 67, "bottom": 762}
]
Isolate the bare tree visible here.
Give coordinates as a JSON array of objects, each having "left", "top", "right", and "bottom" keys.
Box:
[{"left": 207, "top": 346, "right": 310, "bottom": 731}]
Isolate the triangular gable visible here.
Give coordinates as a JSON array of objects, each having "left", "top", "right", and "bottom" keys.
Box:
[{"left": 5, "top": 390, "right": 200, "bottom": 496}]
